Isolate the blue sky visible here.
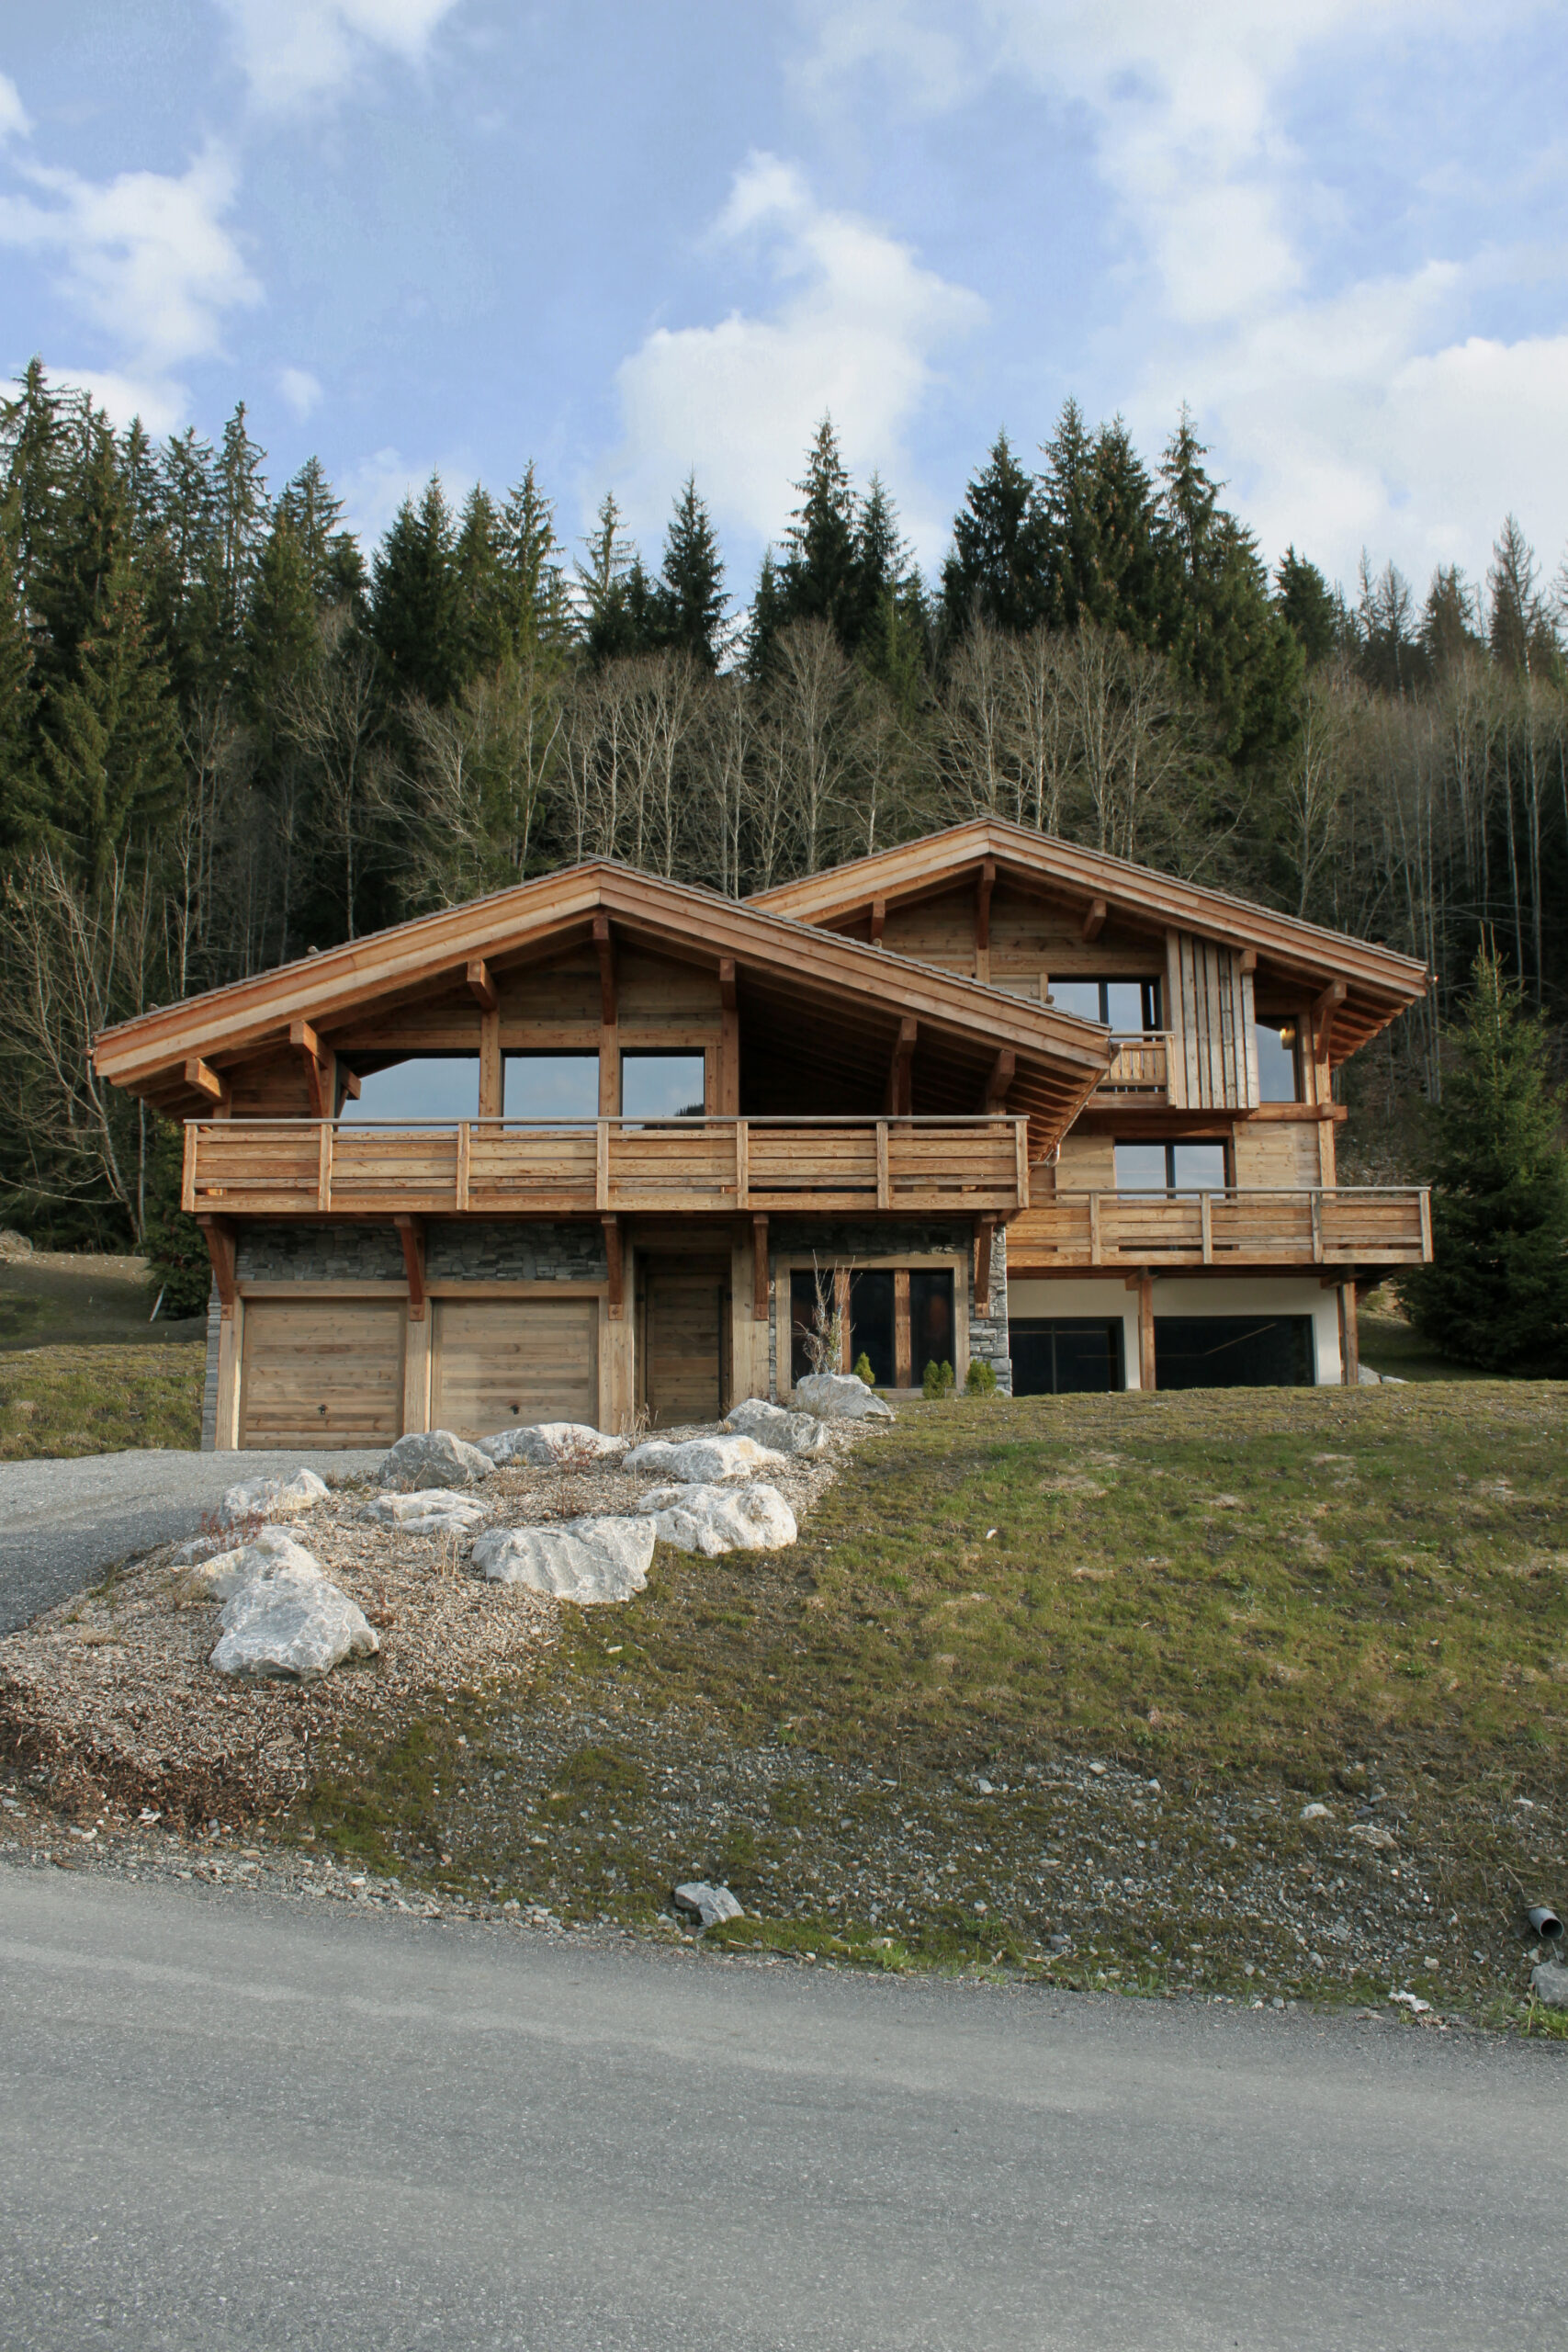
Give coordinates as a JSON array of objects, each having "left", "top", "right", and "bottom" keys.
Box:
[{"left": 2, "top": 2, "right": 1566, "bottom": 609}]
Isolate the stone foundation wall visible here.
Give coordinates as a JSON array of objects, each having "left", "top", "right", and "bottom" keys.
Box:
[
  {"left": 232, "top": 1220, "right": 606, "bottom": 1284},
  {"left": 200, "top": 1280, "right": 220, "bottom": 1452}
]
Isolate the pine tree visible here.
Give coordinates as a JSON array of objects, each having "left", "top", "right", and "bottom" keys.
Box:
[
  {"left": 0, "top": 356, "right": 65, "bottom": 582},
  {"left": 941, "top": 430, "right": 1050, "bottom": 635},
  {"left": 1356, "top": 555, "right": 1425, "bottom": 696},
  {"left": 1404, "top": 944, "right": 1568, "bottom": 1374},
  {"left": 0, "top": 520, "right": 40, "bottom": 847},
  {"left": 1157, "top": 410, "right": 1301, "bottom": 763},
  {"left": 500, "top": 463, "right": 568, "bottom": 655},
  {"left": 1276, "top": 548, "right": 1342, "bottom": 667},
  {"left": 772, "top": 417, "right": 861, "bottom": 650},
  {"left": 575, "top": 492, "right": 639, "bottom": 665},
  {"left": 1422, "top": 566, "right": 1483, "bottom": 675},
  {"left": 245, "top": 510, "right": 321, "bottom": 714},
  {"left": 277, "top": 458, "right": 361, "bottom": 609},
  {"left": 657, "top": 475, "right": 728, "bottom": 667},
  {"left": 1036, "top": 398, "right": 1101, "bottom": 629},
  {"left": 39, "top": 558, "right": 180, "bottom": 883},
  {"left": 455, "top": 484, "right": 512, "bottom": 678},
  {"left": 370, "top": 474, "right": 462, "bottom": 703},
  {"left": 852, "top": 477, "right": 929, "bottom": 707}
]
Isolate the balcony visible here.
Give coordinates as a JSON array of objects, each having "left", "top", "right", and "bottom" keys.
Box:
[
  {"left": 1099, "top": 1032, "right": 1172, "bottom": 1098},
  {"left": 182, "top": 1114, "right": 1032, "bottom": 1220},
  {"left": 1010, "top": 1186, "right": 1431, "bottom": 1269}
]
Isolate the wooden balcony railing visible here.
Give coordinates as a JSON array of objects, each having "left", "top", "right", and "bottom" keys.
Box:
[
  {"left": 1100, "top": 1032, "right": 1172, "bottom": 1096},
  {"left": 1010, "top": 1186, "right": 1430, "bottom": 1268},
  {"left": 182, "top": 1114, "right": 1032, "bottom": 1219}
]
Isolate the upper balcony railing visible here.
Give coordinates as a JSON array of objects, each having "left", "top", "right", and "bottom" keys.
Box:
[
  {"left": 1099, "top": 1031, "right": 1173, "bottom": 1097},
  {"left": 182, "top": 1114, "right": 1032, "bottom": 1220},
  {"left": 1012, "top": 1186, "right": 1431, "bottom": 1268}
]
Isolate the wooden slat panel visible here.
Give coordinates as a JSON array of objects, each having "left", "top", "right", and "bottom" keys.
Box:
[
  {"left": 239, "top": 1298, "right": 405, "bottom": 1448},
  {"left": 432, "top": 1298, "right": 598, "bottom": 1439},
  {"left": 644, "top": 1267, "right": 723, "bottom": 1427}
]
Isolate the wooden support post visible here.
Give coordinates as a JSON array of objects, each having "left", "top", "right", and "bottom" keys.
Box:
[
  {"left": 199, "top": 1215, "right": 241, "bottom": 1449},
  {"left": 184, "top": 1056, "right": 226, "bottom": 1106},
  {"left": 975, "top": 1217, "right": 995, "bottom": 1310},
  {"left": 983, "top": 1047, "right": 1015, "bottom": 1114},
  {"left": 1312, "top": 976, "right": 1348, "bottom": 1061},
  {"left": 316, "top": 1122, "right": 333, "bottom": 1213},
  {"left": 1200, "top": 1190, "right": 1213, "bottom": 1263},
  {"left": 870, "top": 896, "right": 886, "bottom": 947},
  {"left": 401, "top": 1310, "right": 431, "bottom": 1438},
  {"left": 289, "top": 1018, "right": 332, "bottom": 1119},
  {"left": 1089, "top": 1192, "right": 1102, "bottom": 1266},
  {"left": 1127, "top": 1271, "right": 1156, "bottom": 1391},
  {"left": 181, "top": 1122, "right": 197, "bottom": 1212},
  {"left": 888, "top": 1016, "right": 917, "bottom": 1116},
  {"left": 602, "top": 1216, "right": 625, "bottom": 1319},
  {"left": 1081, "top": 895, "right": 1108, "bottom": 943},
  {"left": 751, "top": 1216, "right": 769, "bottom": 1322},
  {"left": 595, "top": 1119, "right": 610, "bottom": 1211},
  {"left": 456, "top": 1120, "right": 471, "bottom": 1213},
  {"left": 718, "top": 956, "right": 740, "bottom": 1114},
  {"left": 975, "top": 857, "right": 995, "bottom": 983},
  {"left": 593, "top": 912, "right": 616, "bottom": 1027},
  {"left": 736, "top": 1117, "right": 750, "bottom": 1207},
  {"left": 395, "top": 1215, "right": 426, "bottom": 1319},
  {"left": 1340, "top": 1282, "right": 1359, "bottom": 1387},
  {"left": 1014, "top": 1118, "right": 1031, "bottom": 1210},
  {"left": 1310, "top": 1189, "right": 1324, "bottom": 1263},
  {"left": 197, "top": 1216, "right": 236, "bottom": 1314},
  {"left": 474, "top": 959, "right": 502, "bottom": 1117},
  {"left": 894, "top": 1269, "right": 912, "bottom": 1388},
  {"left": 875, "top": 1119, "right": 890, "bottom": 1209}
]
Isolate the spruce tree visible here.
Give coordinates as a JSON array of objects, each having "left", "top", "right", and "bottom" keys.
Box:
[
  {"left": 1404, "top": 945, "right": 1568, "bottom": 1374},
  {"left": 657, "top": 475, "right": 728, "bottom": 666},
  {"left": 773, "top": 416, "right": 861, "bottom": 650},
  {"left": 39, "top": 558, "right": 180, "bottom": 883},
  {"left": 0, "top": 521, "right": 40, "bottom": 848},
  {"left": 1422, "top": 566, "right": 1483, "bottom": 676},
  {"left": 1276, "top": 548, "right": 1342, "bottom": 667},
  {"left": 941, "top": 430, "right": 1050, "bottom": 635},
  {"left": 371, "top": 474, "right": 462, "bottom": 703},
  {"left": 1156, "top": 410, "right": 1301, "bottom": 763},
  {"left": 455, "top": 484, "right": 511, "bottom": 677},
  {"left": 575, "top": 492, "right": 639, "bottom": 664},
  {"left": 501, "top": 462, "right": 568, "bottom": 655}
]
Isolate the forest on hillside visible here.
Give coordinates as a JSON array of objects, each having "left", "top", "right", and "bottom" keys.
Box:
[{"left": 1, "top": 358, "right": 1565, "bottom": 1248}]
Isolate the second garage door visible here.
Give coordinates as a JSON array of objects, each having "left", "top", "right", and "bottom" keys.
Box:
[{"left": 431, "top": 1297, "right": 599, "bottom": 1439}]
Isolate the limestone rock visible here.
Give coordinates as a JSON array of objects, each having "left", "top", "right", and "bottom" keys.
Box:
[
  {"left": 672, "top": 1881, "right": 744, "bottom": 1929},
  {"left": 724, "top": 1398, "right": 830, "bottom": 1455},
  {"left": 478, "top": 1422, "right": 624, "bottom": 1466},
  {"left": 361, "top": 1489, "right": 491, "bottom": 1536},
  {"left": 1531, "top": 1959, "right": 1568, "bottom": 2009},
  {"left": 377, "top": 1429, "right": 493, "bottom": 1489},
  {"left": 1348, "top": 1821, "right": 1397, "bottom": 1850},
  {"left": 210, "top": 1569, "right": 378, "bottom": 1681},
  {"left": 470, "top": 1514, "right": 656, "bottom": 1603},
  {"left": 642, "top": 1479, "right": 797, "bottom": 1557},
  {"left": 793, "top": 1372, "right": 895, "bottom": 1422},
  {"left": 177, "top": 1527, "right": 322, "bottom": 1602},
  {"left": 219, "top": 1465, "right": 330, "bottom": 1525},
  {"left": 624, "top": 1433, "right": 786, "bottom": 1484}
]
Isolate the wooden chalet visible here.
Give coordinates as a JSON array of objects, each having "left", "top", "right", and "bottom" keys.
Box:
[
  {"left": 92, "top": 826, "right": 1431, "bottom": 1451},
  {"left": 753, "top": 818, "right": 1431, "bottom": 1397}
]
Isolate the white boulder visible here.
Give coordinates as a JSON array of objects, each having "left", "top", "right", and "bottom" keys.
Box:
[
  {"left": 178, "top": 1528, "right": 322, "bottom": 1601},
  {"left": 361, "top": 1489, "right": 491, "bottom": 1536},
  {"left": 793, "top": 1372, "right": 895, "bottom": 1422},
  {"left": 724, "top": 1398, "right": 830, "bottom": 1456},
  {"left": 624, "top": 1433, "right": 786, "bottom": 1484},
  {"left": 642, "top": 1480, "right": 797, "bottom": 1557},
  {"left": 210, "top": 1570, "right": 378, "bottom": 1681},
  {"left": 1531, "top": 1959, "right": 1568, "bottom": 2009},
  {"left": 470, "top": 1515, "right": 656, "bottom": 1604},
  {"left": 377, "top": 1429, "right": 493, "bottom": 1488},
  {"left": 478, "top": 1422, "right": 624, "bottom": 1466},
  {"left": 219, "top": 1465, "right": 330, "bottom": 1525},
  {"left": 673, "top": 1882, "right": 744, "bottom": 1929}
]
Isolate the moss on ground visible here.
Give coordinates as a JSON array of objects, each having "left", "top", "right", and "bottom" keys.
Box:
[{"left": 0, "top": 1344, "right": 203, "bottom": 1458}]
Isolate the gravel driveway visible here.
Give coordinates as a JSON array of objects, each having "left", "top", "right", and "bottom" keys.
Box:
[{"left": 0, "top": 1449, "right": 386, "bottom": 1635}]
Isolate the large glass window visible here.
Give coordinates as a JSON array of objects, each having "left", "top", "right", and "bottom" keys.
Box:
[
  {"left": 1255, "top": 1017, "right": 1302, "bottom": 1102},
  {"left": 502, "top": 1053, "right": 599, "bottom": 1119},
  {"left": 1050, "top": 978, "right": 1160, "bottom": 1030},
  {"left": 1155, "top": 1316, "right": 1314, "bottom": 1389},
  {"left": 1011, "top": 1317, "right": 1124, "bottom": 1395},
  {"left": 341, "top": 1057, "right": 479, "bottom": 1121},
  {"left": 1114, "top": 1140, "right": 1228, "bottom": 1191},
  {"left": 620, "top": 1052, "right": 706, "bottom": 1119}
]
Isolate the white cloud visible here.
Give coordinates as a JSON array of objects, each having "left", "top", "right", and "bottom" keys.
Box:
[
  {"left": 0, "top": 73, "right": 30, "bottom": 143},
  {"left": 611, "top": 152, "right": 985, "bottom": 561},
  {"left": 277, "top": 363, "right": 322, "bottom": 418},
  {"left": 339, "top": 444, "right": 476, "bottom": 548},
  {"left": 0, "top": 142, "right": 261, "bottom": 430},
  {"left": 218, "top": 0, "right": 462, "bottom": 110}
]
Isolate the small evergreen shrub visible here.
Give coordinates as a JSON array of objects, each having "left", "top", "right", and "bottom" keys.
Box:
[
  {"left": 852, "top": 1351, "right": 876, "bottom": 1387},
  {"left": 922, "top": 1359, "right": 955, "bottom": 1399},
  {"left": 964, "top": 1357, "right": 998, "bottom": 1395}
]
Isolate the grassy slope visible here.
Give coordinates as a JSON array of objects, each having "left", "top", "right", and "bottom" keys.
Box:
[
  {"left": 0, "top": 1345, "right": 203, "bottom": 1458},
  {"left": 0, "top": 1253, "right": 207, "bottom": 1354}
]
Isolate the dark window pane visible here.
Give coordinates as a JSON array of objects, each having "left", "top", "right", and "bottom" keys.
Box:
[
  {"left": 1050, "top": 979, "right": 1103, "bottom": 1023},
  {"left": 1154, "top": 1316, "right": 1314, "bottom": 1390},
  {"left": 849, "top": 1270, "right": 895, "bottom": 1386},
  {"left": 909, "top": 1269, "right": 954, "bottom": 1381},
  {"left": 342, "top": 1057, "right": 479, "bottom": 1120},
  {"left": 1104, "top": 980, "right": 1154, "bottom": 1033},
  {"left": 1169, "top": 1142, "right": 1227, "bottom": 1191},
  {"left": 1255, "top": 1019, "right": 1301, "bottom": 1102},
  {"left": 621, "top": 1053, "right": 705, "bottom": 1118},
  {"left": 1010, "top": 1317, "right": 1123, "bottom": 1395},
  {"left": 502, "top": 1053, "right": 599, "bottom": 1119},
  {"left": 1113, "top": 1141, "right": 1168, "bottom": 1190}
]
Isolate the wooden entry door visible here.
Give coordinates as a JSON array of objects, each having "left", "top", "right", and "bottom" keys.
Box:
[
  {"left": 431, "top": 1298, "right": 599, "bottom": 1440},
  {"left": 641, "top": 1259, "right": 728, "bottom": 1428},
  {"left": 239, "top": 1297, "right": 406, "bottom": 1448}
]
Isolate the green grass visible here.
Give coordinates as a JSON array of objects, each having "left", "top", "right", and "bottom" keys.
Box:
[
  {"left": 1357, "top": 1284, "right": 1487, "bottom": 1385},
  {"left": 0, "top": 1343, "right": 204, "bottom": 1457},
  {"left": 0, "top": 1251, "right": 207, "bottom": 1353}
]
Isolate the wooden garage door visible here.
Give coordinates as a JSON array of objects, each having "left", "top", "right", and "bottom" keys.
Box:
[
  {"left": 431, "top": 1298, "right": 599, "bottom": 1440},
  {"left": 240, "top": 1298, "right": 406, "bottom": 1448}
]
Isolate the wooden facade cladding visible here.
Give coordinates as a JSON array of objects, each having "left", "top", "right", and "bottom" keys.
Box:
[
  {"left": 1007, "top": 1186, "right": 1430, "bottom": 1271},
  {"left": 183, "top": 1114, "right": 1032, "bottom": 1220}
]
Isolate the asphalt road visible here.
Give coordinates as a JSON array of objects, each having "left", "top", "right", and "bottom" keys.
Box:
[
  {"left": 3, "top": 1870, "right": 1562, "bottom": 2351},
  {"left": 0, "top": 1449, "right": 386, "bottom": 1634}
]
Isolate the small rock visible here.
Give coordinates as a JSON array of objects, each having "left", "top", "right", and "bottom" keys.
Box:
[
  {"left": 360, "top": 1489, "right": 491, "bottom": 1535},
  {"left": 641, "top": 1480, "right": 797, "bottom": 1556},
  {"left": 1300, "top": 1802, "right": 1332, "bottom": 1821},
  {"left": 210, "top": 1572, "right": 378, "bottom": 1681},
  {"left": 377, "top": 1430, "right": 492, "bottom": 1489},
  {"left": 723, "top": 1398, "right": 830, "bottom": 1455},
  {"left": 171, "top": 1532, "right": 227, "bottom": 1568},
  {"left": 470, "top": 1515, "right": 656, "bottom": 1603},
  {"left": 1357, "top": 1363, "right": 1382, "bottom": 1385},
  {"left": 477, "top": 1422, "right": 623, "bottom": 1466},
  {"left": 1389, "top": 1990, "right": 1432, "bottom": 2015},
  {"left": 177, "top": 1528, "right": 322, "bottom": 1601},
  {"left": 0, "top": 1228, "right": 34, "bottom": 1258},
  {"left": 793, "top": 1372, "right": 895, "bottom": 1422},
  {"left": 219, "top": 1465, "right": 330, "bottom": 1525},
  {"left": 1348, "top": 1820, "right": 1397, "bottom": 1849},
  {"left": 672, "top": 1882, "right": 744, "bottom": 1929},
  {"left": 624, "top": 1433, "right": 786, "bottom": 1484},
  {"left": 1531, "top": 1960, "right": 1568, "bottom": 2010}
]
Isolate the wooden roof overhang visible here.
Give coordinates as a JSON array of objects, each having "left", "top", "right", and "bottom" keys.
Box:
[
  {"left": 92, "top": 861, "right": 1114, "bottom": 1149},
  {"left": 750, "top": 819, "right": 1430, "bottom": 1064}
]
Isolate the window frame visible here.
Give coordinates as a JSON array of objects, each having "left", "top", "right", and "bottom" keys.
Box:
[
  {"left": 1049, "top": 976, "right": 1162, "bottom": 1032},
  {"left": 1113, "top": 1137, "right": 1231, "bottom": 1193}
]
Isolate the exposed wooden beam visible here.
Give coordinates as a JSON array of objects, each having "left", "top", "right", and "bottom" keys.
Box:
[
  {"left": 718, "top": 956, "right": 738, "bottom": 1012},
  {"left": 602, "top": 1215, "right": 624, "bottom": 1319},
  {"left": 888, "top": 1015, "right": 917, "bottom": 1116},
  {"left": 197, "top": 1216, "right": 236, "bottom": 1316},
  {"left": 1313, "top": 976, "right": 1348, "bottom": 1057},
  {"left": 395, "top": 1214, "right": 426, "bottom": 1320},
  {"left": 752, "top": 1215, "right": 770, "bottom": 1322},
  {"left": 1238, "top": 945, "right": 1258, "bottom": 975},
  {"left": 184, "top": 1056, "right": 226, "bottom": 1106},
  {"left": 289, "top": 1018, "right": 331, "bottom": 1119},
  {"left": 1081, "top": 895, "right": 1108, "bottom": 943},
  {"left": 983, "top": 1047, "right": 1016, "bottom": 1114},
  {"left": 870, "top": 897, "right": 886, "bottom": 947},
  {"left": 975, "top": 858, "right": 996, "bottom": 953},
  {"left": 593, "top": 912, "right": 616, "bottom": 1027},
  {"left": 337, "top": 1065, "right": 361, "bottom": 1104},
  {"left": 466, "top": 956, "right": 499, "bottom": 1013}
]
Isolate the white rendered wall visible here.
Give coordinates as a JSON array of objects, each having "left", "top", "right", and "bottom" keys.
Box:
[{"left": 1007, "top": 1273, "right": 1343, "bottom": 1388}]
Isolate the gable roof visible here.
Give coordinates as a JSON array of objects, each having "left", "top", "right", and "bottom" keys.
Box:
[
  {"left": 751, "top": 818, "right": 1429, "bottom": 1062},
  {"left": 94, "top": 858, "right": 1114, "bottom": 1143}
]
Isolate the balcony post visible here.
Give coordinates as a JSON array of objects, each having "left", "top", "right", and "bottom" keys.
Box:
[
  {"left": 1310, "top": 1188, "right": 1324, "bottom": 1263},
  {"left": 1089, "top": 1192, "right": 1101, "bottom": 1267},
  {"left": 876, "top": 1120, "right": 890, "bottom": 1209},
  {"left": 1014, "top": 1118, "right": 1030, "bottom": 1209},
  {"left": 181, "top": 1121, "right": 197, "bottom": 1213},
  {"left": 1200, "top": 1190, "right": 1213, "bottom": 1263},
  {"left": 1339, "top": 1282, "right": 1359, "bottom": 1386},
  {"left": 316, "top": 1122, "right": 333, "bottom": 1214},
  {"left": 595, "top": 1119, "right": 610, "bottom": 1212},
  {"left": 736, "top": 1118, "right": 750, "bottom": 1209}
]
